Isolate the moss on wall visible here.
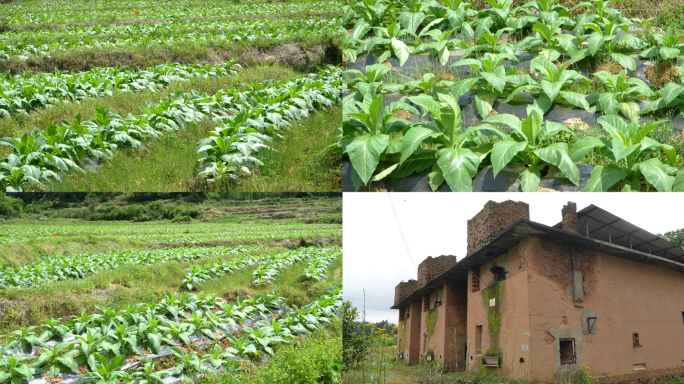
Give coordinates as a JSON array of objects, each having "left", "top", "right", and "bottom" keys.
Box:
[
  {"left": 427, "top": 308, "right": 438, "bottom": 340},
  {"left": 401, "top": 319, "right": 407, "bottom": 351},
  {"left": 482, "top": 282, "right": 504, "bottom": 351}
]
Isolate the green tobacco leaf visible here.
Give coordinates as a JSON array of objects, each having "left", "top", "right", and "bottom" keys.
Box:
[
  {"left": 659, "top": 47, "right": 680, "bottom": 61},
  {"left": 541, "top": 80, "right": 563, "bottom": 102},
  {"left": 481, "top": 66, "right": 507, "bottom": 93},
  {"left": 569, "top": 136, "right": 604, "bottom": 162},
  {"left": 474, "top": 95, "right": 493, "bottom": 119},
  {"left": 673, "top": 171, "right": 684, "bottom": 192},
  {"left": 582, "top": 164, "right": 626, "bottom": 191},
  {"left": 520, "top": 166, "right": 541, "bottom": 192},
  {"left": 436, "top": 148, "right": 480, "bottom": 191},
  {"left": 399, "top": 126, "right": 442, "bottom": 163},
  {"left": 534, "top": 142, "right": 580, "bottom": 185},
  {"left": 598, "top": 93, "right": 620, "bottom": 115},
  {"left": 610, "top": 53, "right": 636, "bottom": 71},
  {"left": 346, "top": 134, "right": 390, "bottom": 185},
  {"left": 450, "top": 78, "right": 479, "bottom": 101},
  {"left": 520, "top": 108, "right": 542, "bottom": 146},
  {"left": 371, "top": 164, "right": 399, "bottom": 182},
  {"left": 391, "top": 38, "right": 411, "bottom": 66},
  {"left": 398, "top": 12, "right": 427, "bottom": 34},
  {"left": 638, "top": 158, "right": 673, "bottom": 192},
  {"left": 389, "top": 151, "right": 437, "bottom": 178},
  {"left": 491, "top": 140, "right": 528, "bottom": 177},
  {"left": 428, "top": 166, "right": 446, "bottom": 191}
]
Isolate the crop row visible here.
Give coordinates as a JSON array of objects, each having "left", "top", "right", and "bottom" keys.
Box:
[
  {"left": 0, "top": 61, "right": 240, "bottom": 118},
  {"left": 0, "top": 287, "right": 342, "bottom": 383},
  {"left": 0, "top": 223, "right": 341, "bottom": 237},
  {"left": 344, "top": 65, "right": 684, "bottom": 192},
  {"left": 0, "top": 245, "right": 263, "bottom": 289},
  {"left": 0, "top": 16, "right": 342, "bottom": 59},
  {"left": 0, "top": 15, "right": 339, "bottom": 44},
  {"left": 1, "top": 1, "right": 341, "bottom": 27},
  {"left": 251, "top": 247, "right": 339, "bottom": 286},
  {"left": 181, "top": 252, "right": 273, "bottom": 291},
  {"left": 300, "top": 251, "right": 340, "bottom": 282},
  {"left": 195, "top": 66, "right": 343, "bottom": 180},
  {"left": 0, "top": 65, "right": 342, "bottom": 191}
]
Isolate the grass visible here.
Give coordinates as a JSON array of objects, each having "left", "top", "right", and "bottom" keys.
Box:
[
  {"left": 0, "top": 244, "right": 342, "bottom": 335},
  {"left": 197, "top": 318, "right": 342, "bottom": 384},
  {"left": 0, "top": 36, "right": 341, "bottom": 74},
  {"left": 225, "top": 106, "right": 342, "bottom": 192}
]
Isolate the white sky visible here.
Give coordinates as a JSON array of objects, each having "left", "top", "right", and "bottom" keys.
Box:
[{"left": 343, "top": 193, "right": 683, "bottom": 324}]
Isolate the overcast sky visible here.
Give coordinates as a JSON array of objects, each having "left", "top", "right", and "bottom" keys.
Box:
[{"left": 343, "top": 193, "right": 684, "bottom": 324}]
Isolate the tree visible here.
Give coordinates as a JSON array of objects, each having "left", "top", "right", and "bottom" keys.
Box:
[
  {"left": 342, "top": 301, "right": 370, "bottom": 372},
  {"left": 659, "top": 228, "right": 684, "bottom": 248}
]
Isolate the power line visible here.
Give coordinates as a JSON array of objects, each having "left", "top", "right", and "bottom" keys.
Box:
[{"left": 387, "top": 193, "right": 417, "bottom": 273}]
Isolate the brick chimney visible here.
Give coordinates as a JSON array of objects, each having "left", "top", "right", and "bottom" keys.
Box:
[
  {"left": 394, "top": 279, "right": 418, "bottom": 305},
  {"left": 561, "top": 202, "right": 578, "bottom": 233},
  {"left": 417, "top": 255, "right": 456, "bottom": 287},
  {"left": 467, "top": 200, "right": 530, "bottom": 254}
]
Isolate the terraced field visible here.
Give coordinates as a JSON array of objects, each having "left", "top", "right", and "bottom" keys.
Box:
[
  {"left": 0, "top": 0, "right": 344, "bottom": 192},
  {"left": 0, "top": 194, "right": 342, "bottom": 383}
]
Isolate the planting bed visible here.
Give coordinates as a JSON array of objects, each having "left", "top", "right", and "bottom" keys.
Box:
[{"left": 342, "top": 0, "right": 684, "bottom": 192}]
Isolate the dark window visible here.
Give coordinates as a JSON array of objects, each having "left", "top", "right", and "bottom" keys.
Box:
[
  {"left": 490, "top": 266, "right": 506, "bottom": 282},
  {"left": 681, "top": 312, "right": 684, "bottom": 324},
  {"left": 633, "top": 333, "right": 641, "bottom": 349},
  {"left": 423, "top": 295, "right": 429, "bottom": 312},
  {"left": 559, "top": 339, "right": 575, "bottom": 364}
]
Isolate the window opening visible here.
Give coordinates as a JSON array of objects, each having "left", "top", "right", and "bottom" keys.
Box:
[
  {"left": 559, "top": 339, "right": 575, "bottom": 364},
  {"left": 587, "top": 316, "right": 597, "bottom": 333},
  {"left": 633, "top": 333, "right": 641, "bottom": 349}
]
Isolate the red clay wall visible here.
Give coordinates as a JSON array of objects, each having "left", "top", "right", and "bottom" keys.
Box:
[
  {"left": 467, "top": 245, "right": 532, "bottom": 379},
  {"left": 524, "top": 236, "right": 684, "bottom": 382},
  {"left": 397, "top": 300, "right": 422, "bottom": 365},
  {"left": 418, "top": 281, "right": 467, "bottom": 368},
  {"left": 467, "top": 201, "right": 530, "bottom": 254},
  {"left": 395, "top": 280, "right": 418, "bottom": 305}
]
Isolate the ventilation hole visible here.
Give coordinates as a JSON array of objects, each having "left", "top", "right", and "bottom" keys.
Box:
[
  {"left": 559, "top": 339, "right": 575, "bottom": 364},
  {"left": 470, "top": 355, "right": 474, "bottom": 362},
  {"left": 520, "top": 357, "right": 525, "bottom": 365}
]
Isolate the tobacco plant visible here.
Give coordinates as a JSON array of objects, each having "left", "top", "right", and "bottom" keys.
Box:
[
  {"left": 569, "top": 116, "right": 682, "bottom": 191},
  {"left": 484, "top": 104, "right": 580, "bottom": 191}
]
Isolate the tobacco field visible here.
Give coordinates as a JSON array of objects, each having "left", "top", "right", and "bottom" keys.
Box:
[
  {"left": 0, "top": 0, "right": 345, "bottom": 192},
  {"left": 342, "top": 0, "right": 684, "bottom": 192},
  {"left": 0, "top": 193, "right": 343, "bottom": 384}
]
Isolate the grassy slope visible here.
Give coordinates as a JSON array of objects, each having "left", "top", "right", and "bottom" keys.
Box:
[
  {"left": 0, "top": 244, "right": 342, "bottom": 334},
  {"left": 37, "top": 66, "right": 340, "bottom": 192}
]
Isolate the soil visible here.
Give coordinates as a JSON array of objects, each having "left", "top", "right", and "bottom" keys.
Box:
[
  {"left": 126, "top": 355, "right": 142, "bottom": 364},
  {"left": 435, "top": 72, "right": 455, "bottom": 82},
  {"left": 536, "top": 187, "right": 557, "bottom": 192},
  {"left": 593, "top": 61, "right": 625, "bottom": 75},
  {"left": 645, "top": 62, "right": 679, "bottom": 88},
  {"left": 392, "top": 110, "right": 413, "bottom": 120},
  {"left": 218, "top": 337, "right": 233, "bottom": 349},
  {"left": 154, "top": 355, "right": 176, "bottom": 371},
  {"left": 382, "top": 61, "right": 393, "bottom": 67},
  {"left": 43, "top": 373, "right": 63, "bottom": 384},
  {"left": 77, "top": 365, "right": 90, "bottom": 375},
  {"left": 562, "top": 117, "right": 590, "bottom": 131}
]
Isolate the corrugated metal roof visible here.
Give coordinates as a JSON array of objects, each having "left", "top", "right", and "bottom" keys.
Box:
[{"left": 553, "top": 204, "right": 684, "bottom": 262}]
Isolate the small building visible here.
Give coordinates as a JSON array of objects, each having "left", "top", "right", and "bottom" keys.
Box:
[{"left": 391, "top": 200, "right": 684, "bottom": 382}]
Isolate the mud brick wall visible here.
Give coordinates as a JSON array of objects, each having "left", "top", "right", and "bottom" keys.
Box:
[
  {"left": 467, "top": 200, "right": 530, "bottom": 254},
  {"left": 394, "top": 279, "right": 418, "bottom": 305},
  {"left": 417, "top": 256, "right": 456, "bottom": 287},
  {"left": 562, "top": 201, "right": 578, "bottom": 233}
]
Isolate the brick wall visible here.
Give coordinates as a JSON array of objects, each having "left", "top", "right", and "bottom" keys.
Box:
[
  {"left": 562, "top": 201, "right": 578, "bottom": 233},
  {"left": 467, "top": 200, "right": 530, "bottom": 254},
  {"left": 417, "top": 255, "right": 456, "bottom": 287},
  {"left": 468, "top": 268, "right": 480, "bottom": 293},
  {"left": 394, "top": 279, "right": 418, "bottom": 305}
]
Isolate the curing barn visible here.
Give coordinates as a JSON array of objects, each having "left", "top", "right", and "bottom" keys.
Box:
[{"left": 391, "top": 200, "right": 684, "bottom": 382}]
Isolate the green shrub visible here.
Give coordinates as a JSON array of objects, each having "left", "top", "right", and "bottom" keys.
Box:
[
  {"left": 246, "top": 319, "right": 342, "bottom": 384},
  {"left": 170, "top": 215, "right": 192, "bottom": 223},
  {"left": 0, "top": 193, "right": 23, "bottom": 218}
]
